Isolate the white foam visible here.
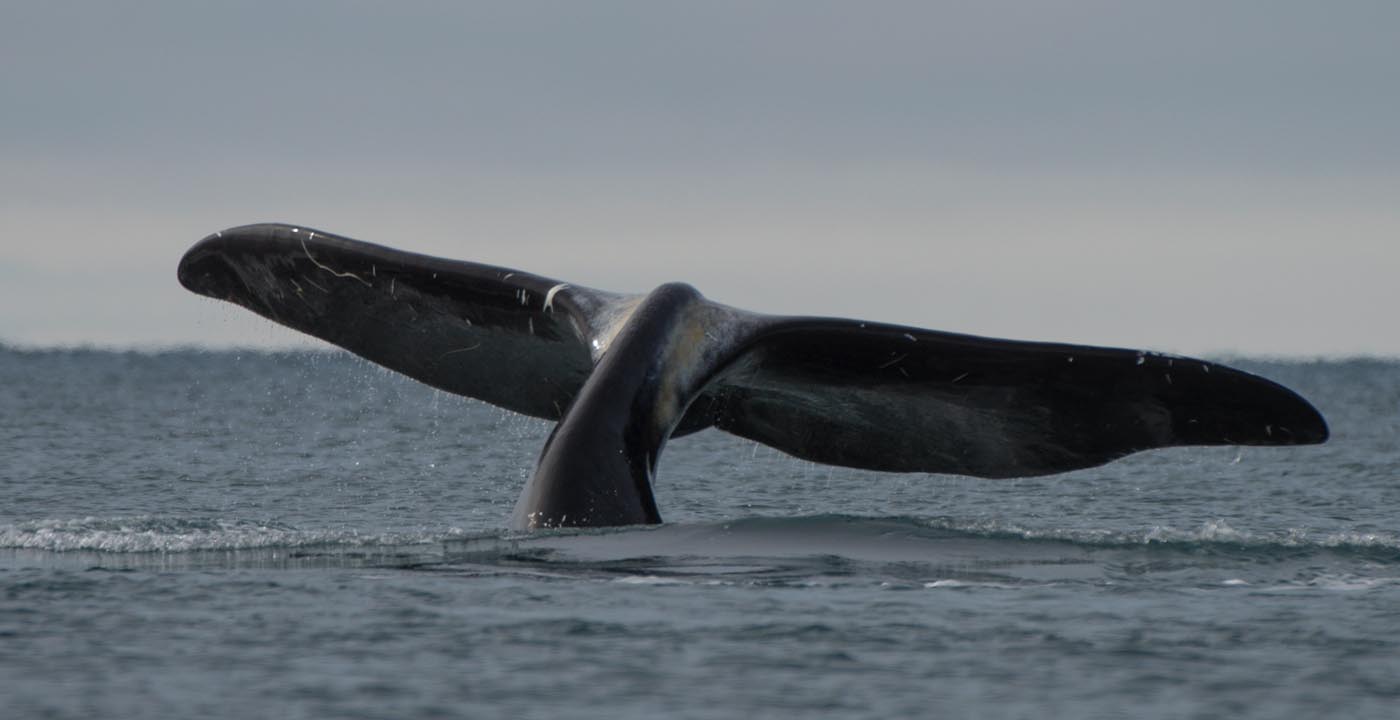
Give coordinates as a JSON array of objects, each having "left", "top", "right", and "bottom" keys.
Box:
[
  {"left": 920, "top": 516, "right": 1400, "bottom": 552},
  {"left": 922, "top": 578, "right": 1018, "bottom": 590},
  {"left": 613, "top": 575, "right": 687, "bottom": 586},
  {"left": 0, "top": 516, "right": 468, "bottom": 553}
]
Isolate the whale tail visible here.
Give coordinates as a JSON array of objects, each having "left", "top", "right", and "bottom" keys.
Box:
[{"left": 179, "top": 224, "right": 1329, "bottom": 527}]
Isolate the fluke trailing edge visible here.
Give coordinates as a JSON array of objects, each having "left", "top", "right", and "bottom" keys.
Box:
[{"left": 179, "top": 224, "right": 1329, "bottom": 529}]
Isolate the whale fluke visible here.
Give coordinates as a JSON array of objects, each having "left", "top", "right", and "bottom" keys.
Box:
[{"left": 179, "top": 224, "right": 1329, "bottom": 528}]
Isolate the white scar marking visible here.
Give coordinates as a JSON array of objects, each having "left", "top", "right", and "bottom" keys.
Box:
[
  {"left": 528, "top": 317, "right": 534, "bottom": 335},
  {"left": 438, "top": 343, "right": 482, "bottom": 360},
  {"left": 300, "top": 236, "right": 372, "bottom": 287},
  {"left": 951, "top": 372, "right": 969, "bottom": 384},
  {"left": 543, "top": 283, "right": 569, "bottom": 312},
  {"left": 878, "top": 353, "right": 908, "bottom": 369},
  {"left": 302, "top": 276, "right": 328, "bottom": 293},
  {"left": 389, "top": 277, "right": 396, "bottom": 297},
  {"left": 902, "top": 333, "right": 916, "bottom": 342}
]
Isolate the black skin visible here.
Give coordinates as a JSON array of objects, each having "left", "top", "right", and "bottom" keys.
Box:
[
  {"left": 180, "top": 224, "right": 1329, "bottom": 529},
  {"left": 515, "top": 283, "right": 703, "bottom": 528}
]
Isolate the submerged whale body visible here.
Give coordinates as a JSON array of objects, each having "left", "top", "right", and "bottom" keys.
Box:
[{"left": 178, "top": 224, "right": 1329, "bottom": 529}]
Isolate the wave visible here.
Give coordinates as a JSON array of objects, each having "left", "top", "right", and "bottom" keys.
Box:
[
  {"left": 0, "top": 516, "right": 473, "bottom": 553},
  {"left": 4, "top": 513, "right": 1398, "bottom": 564},
  {"left": 910, "top": 515, "right": 1400, "bottom": 556}
]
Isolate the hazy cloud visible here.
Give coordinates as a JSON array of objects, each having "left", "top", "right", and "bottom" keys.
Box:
[{"left": 2, "top": 1, "right": 1396, "bottom": 354}]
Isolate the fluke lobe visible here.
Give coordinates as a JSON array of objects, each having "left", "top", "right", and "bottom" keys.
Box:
[{"left": 178, "top": 224, "right": 1328, "bottom": 529}]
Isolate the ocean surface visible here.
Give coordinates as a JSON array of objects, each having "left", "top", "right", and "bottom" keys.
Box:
[{"left": 2, "top": 347, "right": 1397, "bottom": 719}]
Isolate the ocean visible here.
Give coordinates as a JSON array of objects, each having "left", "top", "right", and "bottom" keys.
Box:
[{"left": 1, "top": 347, "right": 1397, "bottom": 718}]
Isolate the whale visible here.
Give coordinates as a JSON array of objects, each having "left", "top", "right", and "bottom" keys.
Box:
[{"left": 178, "top": 223, "right": 1329, "bottom": 529}]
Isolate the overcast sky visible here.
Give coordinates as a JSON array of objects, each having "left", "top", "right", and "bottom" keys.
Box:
[{"left": 2, "top": 1, "right": 1396, "bottom": 355}]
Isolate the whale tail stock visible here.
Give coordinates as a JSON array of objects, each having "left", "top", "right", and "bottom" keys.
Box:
[{"left": 178, "top": 224, "right": 1329, "bottom": 528}]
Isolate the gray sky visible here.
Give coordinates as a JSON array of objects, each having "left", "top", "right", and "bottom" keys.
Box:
[{"left": 2, "top": 1, "right": 1396, "bottom": 355}]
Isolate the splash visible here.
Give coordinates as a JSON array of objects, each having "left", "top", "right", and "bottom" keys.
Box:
[{"left": 0, "top": 516, "right": 471, "bottom": 553}]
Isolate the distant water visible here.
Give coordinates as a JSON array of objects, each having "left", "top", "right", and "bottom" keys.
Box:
[{"left": 2, "top": 347, "right": 1398, "bottom": 719}]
